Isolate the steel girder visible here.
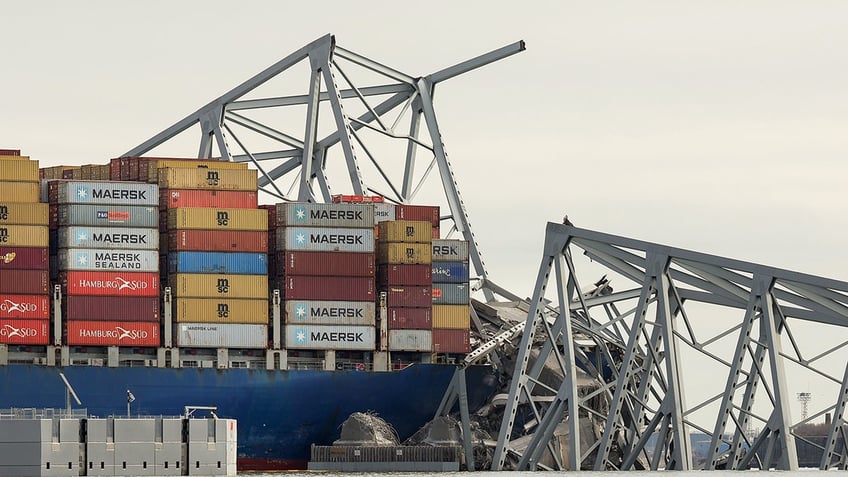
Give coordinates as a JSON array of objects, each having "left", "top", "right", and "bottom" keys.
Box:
[
  {"left": 123, "top": 34, "right": 525, "bottom": 302},
  {"left": 492, "top": 223, "right": 848, "bottom": 470}
]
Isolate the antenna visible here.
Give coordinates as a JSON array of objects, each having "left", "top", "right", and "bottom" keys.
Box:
[{"left": 58, "top": 372, "right": 82, "bottom": 414}]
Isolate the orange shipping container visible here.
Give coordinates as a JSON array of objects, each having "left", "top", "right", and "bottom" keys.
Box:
[
  {"left": 159, "top": 189, "right": 258, "bottom": 210},
  {"left": 168, "top": 229, "right": 268, "bottom": 253}
]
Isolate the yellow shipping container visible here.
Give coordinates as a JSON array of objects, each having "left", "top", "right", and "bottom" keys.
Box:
[
  {"left": 40, "top": 165, "right": 81, "bottom": 180},
  {"left": 377, "top": 242, "right": 431, "bottom": 264},
  {"left": 432, "top": 305, "right": 471, "bottom": 329},
  {"left": 148, "top": 159, "right": 248, "bottom": 183},
  {"left": 0, "top": 203, "right": 49, "bottom": 225},
  {"left": 167, "top": 208, "right": 268, "bottom": 231},
  {"left": 97, "top": 164, "right": 111, "bottom": 180},
  {"left": 80, "top": 164, "right": 97, "bottom": 180},
  {"left": 0, "top": 225, "right": 49, "bottom": 247},
  {"left": 158, "top": 168, "right": 258, "bottom": 191},
  {"left": 0, "top": 159, "right": 39, "bottom": 182},
  {"left": 377, "top": 220, "right": 432, "bottom": 244},
  {"left": 175, "top": 298, "right": 269, "bottom": 324},
  {"left": 170, "top": 274, "right": 268, "bottom": 299},
  {"left": 0, "top": 182, "right": 40, "bottom": 202},
  {"left": 0, "top": 155, "right": 29, "bottom": 161}
]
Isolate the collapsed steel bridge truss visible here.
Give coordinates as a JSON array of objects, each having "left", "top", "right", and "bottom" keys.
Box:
[{"left": 492, "top": 223, "right": 848, "bottom": 470}]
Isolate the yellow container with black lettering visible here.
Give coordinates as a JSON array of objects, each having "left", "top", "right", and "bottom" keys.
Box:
[
  {"left": 167, "top": 208, "right": 268, "bottom": 231},
  {"left": 0, "top": 159, "right": 39, "bottom": 181},
  {"left": 0, "top": 182, "right": 40, "bottom": 203},
  {"left": 0, "top": 203, "right": 49, "bottom": 225},
  {"left": 148, "top": 160, "right": 248, "bottom": 183},
  {"left": 174, "top": 298, "right": 269, "bottom": 324},
  {"left": 377, "top": 242, "right": 431, "bottom": 264},
  {"left": 158, "top": 167, "right": 258, "bottom": 191},
  {"left": 169, "top": 274, "right": 268, "bottom": 299},
  {"left": 0, "top": 225, "right": 49, "bottom": 247},
  {"left": 377, "top": 220, "right": 432, "bottom": 244},
  {"left": 432, "top": 304, "right": 471, "bottom": 329}
]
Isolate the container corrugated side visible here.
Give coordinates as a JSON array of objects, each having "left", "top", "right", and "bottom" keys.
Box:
[
  {"left": 282, "top": 276, "right": 375, "bottom": 302},
  {"left": 0, "top": 319, "right": 49, "bottom": 345},
  {"left": 279, "top": 251, "right": 375, "bottom": 277},
  {"left": 169, "top": 274, "right": 268, "bottom": 299},
  {"left": 432, "top": 304, "right": 471, "bottom": 329},
  {"left": 0, "top": 159, "right": 39, "bottom": 181},
  {"left": 0, "top": 182, "right": 39, "bottom": 202},
  {"left": 147, "top": 159, "right": 248, "bottom": 183},
  {"left": 0, "top": 294, "right": 50, "bottom": 319},
  {"left": 168, "top": 229, "right": 268, "bottom": 253},
  {"left": 167, "top": 251, "right": 267, "bottom": 275},
  {"left": 431, "top": 239, "right": 470, "bottom": 262},
  {"left": 60, "top": 271, "right": 159, "bottom": 297},
  {"left": 56, "top": 204, "right": 158, "bottom": 228},
  {"left": 395, "top": 205, "right": 439, "bottom": 227},
  {"left": 285, "top": 300, "right": 376, "bottom": 326},
  {"left": 432, "top": 283, "right": 470, "bottom": 305},
  {"left": 0, "top": 150, "right": 22, "bottom": 156},
  {"left": 167, "top": 208, "right": 268, "bottom": 231},
  {"left": 65, "top": 296, "right": 159, "bottom": 321},
  {"left": 174, "top": 298, "right": 269, "bottom": 324},
  {"left": 432, "top": 329, "right": 471, "bottom": 353},
  {"left": 277, "top": 202, "right": 374, "bottom": 228},
  {"left": 175, "top": 323, "right": 267, "bottom": 349},
  {"left": 157, "top": 168, "right": 258, "bottom": 191},
  {"left": 386, "top": 307, "right": 432, "bottom": 330},
  {"left": 65, "top": 320, "right": 160, "bottom": 347},
  {"left": 0, "top": 247, "right": 48, "bottom": 270},
  {"left": 0, "top": 225, "right": 48, "bottom": 247},
  {"left": 53, "top": 181, "right": 159, "bottom": 206},
  {"left": 57, "top": 249, "right": 159, "bottom": 272},
  {"left": 0, "top": 203, "right": 48, "bottom": 225},
  {"left": 278, "top": 227, "right": 375, "bottom": 253},
  {"left": 386, "top": 286, "right": 432, "bottom": 308},
  {"left": 388, "top": 329, "right": 432, "bottom": 352},
  {"left": 285, "top": 324, "right": 375, "bottom": 350},
  {"left": 377, "top": 264, "right": 432, "bottom": 285},
  {"left": 376, "top": 243, "right": 431, "bottom": 264},
  {"left": 377, "top": 220, "right": 433, "bottom": 244},
  {"left": 374, "top": 203, "right": 395, "bottom": 223},
  {"left": 0, "top": 270, "right": 49, "bottom": 294},
  {"left": 431, "top": 262, "right": 470, "bottom": 283},
  {"left": 159, "top": 189, "right": 258, "bottom": 210},
  {"left": 57, "top": 226, "right": 159, "bottom": 250}
]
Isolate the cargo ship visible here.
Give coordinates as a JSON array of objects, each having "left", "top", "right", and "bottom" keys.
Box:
[{"left": 0, "top": 151, "right": 494, "bottom": 470}]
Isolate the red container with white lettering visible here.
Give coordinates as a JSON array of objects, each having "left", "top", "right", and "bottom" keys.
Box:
[
  {"left": 168, "top": 230, "right": 268, "bottom": 253},
  {"left": 59, "top": 271, "right": 159, "bottom": 297},
  {"left": 432, "top": 328, "right": 471, "bottom": 353},
  {"left": 0, "top": 319, "right": 49, "bottom": 345},
  {"left": 0, "top": 247, "right": 49, "bottom": 270},
  {"left": 377, "top": 264, "right": 432, "bottom": 286},
  {"left": 395, "top": 204, "right": 440, "bottom": 227},
  {"left": 159, "top": 189, "right": 258, "bottom": 210},
  {"left": 385, "top": 285, "right": 432, "bottom": 308},
  {"left": 65, "top": 296, "right": 159, "bottom": 321},
  {"left": 65, "top": 320, "right": 160, "bottom": 347},
  {"left": 278, "top": 251, "right": 375, "bottom": 277},
  {"left": 0, "top": 270, "right": 49, "bottom": 294},
  {"left": 281, "top": 276, "right": 375, "bottom": 301},
  {"left": 0, "top": 294, "right": 50, "bottom": 319},
  {"left": 386, "top": 307, "right": 432, "bottom": 330}
]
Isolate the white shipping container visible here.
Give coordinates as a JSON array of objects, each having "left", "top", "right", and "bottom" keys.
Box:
[
  {"left": 373, "top": 203, "right": 396, "bottom": 223},
  {"left": 175, "top": 323, "right": 268, "bottom": 349},
  {"left": 278, "top": 227, "right": 374, "bottom": 253},
  {"left": 285, "top": 325, "right": 376, "bottom": 350},
  {"left": 54, "top": 181, "right": 159, "bottom": 206},
  {"left": 57, "top": 204, "right": 158, "bottom": 228},
  {"left": 58, "top": 248, "right": 159, "bottom": 272},
  {"left": 388, "top": 329, "right": 432, "bottom": 352},
  {"left": 285, "top": 300, "right": 376, "bottom": 326},
  {"left": 57, "top": 226, "right": 159, "bottom": 250},
  {"left": 277, "top": 203, "right": 374, "bottom": 228},
  {"left": 431, "top": 239, "right": 470, "bottom": 262}
]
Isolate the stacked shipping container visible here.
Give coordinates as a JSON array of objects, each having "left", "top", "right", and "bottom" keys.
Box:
[
  {"left": 431, "top": 239, "right": 472, "bottom": 353},
  {"left": 0, "top": 151, "right": 51, "bottom": 345}
]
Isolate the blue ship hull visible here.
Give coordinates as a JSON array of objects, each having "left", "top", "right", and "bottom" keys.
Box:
[{"left": 0, "top": 364, "right": 497, "bottom": 470}]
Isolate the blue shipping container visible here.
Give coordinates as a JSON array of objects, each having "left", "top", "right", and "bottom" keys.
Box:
[
  {"left": 168, "top": 251, "right": 267, "bottom": 275},
  {"left": 431, "top": 261, "right": 469, "bottom": 283}
]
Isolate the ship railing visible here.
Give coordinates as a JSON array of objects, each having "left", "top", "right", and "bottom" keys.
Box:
[{"left": 0, "top": 408, "right": 89, "bottom": 420}]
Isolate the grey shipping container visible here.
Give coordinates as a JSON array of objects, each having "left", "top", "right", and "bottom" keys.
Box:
[
  {"left": 58, "top": 248, "right": 159, "bottom": 272},
  {"left": 388, "top": 329, "right": 432, "bottom": 352},
  {"left": 53, "top": 181, "right": 159, "bottom": 206},
  {"left": 285, "top": 324, "right": 376, "bottom": 351},
  {"left": 277, "top": 202, "right": 374, "bottom": 228},
  {"left": 57, "top": 226, "right": 159, "bottom": 250},
  {"left": 56, "top": 204, "right": 158, "bottom": 228},
  {"left": 278, "top": 227, "right": 374, "bottom": 253},
  {"left": 175, "top": 323, "right": 268, "bottom": 349},
  {"left": 285, "top": 300, "right": 376, "bottom": 326},
  {"left": 432, "top": 283, "right": 470, "bottom": 305},
  {"left": 431, "top": 239, "right": 469, "bottom": 262},
  {"left": 374, "top": 203, "right": 396, "bottom": 223}
]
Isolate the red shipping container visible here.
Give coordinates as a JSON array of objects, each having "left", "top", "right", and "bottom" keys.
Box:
[
  {"left": 385, "top": 285, "right": 432, "bottom": 308},
  {"left": 109, "top": 158, "right": 122, "bottom": 180},
  {"left": 378, "top": 264, "right": 432, "bottom": 286},
  {"left": 65, "top": 320, "right": 160, "bottom": 347},
  {"left": 0, "top": 294, "right": 50, "bottom": 319},
  {"left": 432, "top": 328, "right": 471, "bottom": 353},
  {"left": 282, "top": 276, "right": 375, "bottom": 301},
  {"left": 0, "top": 270, "right": 49, "bottom": 294},
  {"left": 260, "top": 204, "right": 277, "bottom": 229},
  {"left": 432, "top": 226, "right": 440, "bottom": 239},
  {"left": 48, "top": 204, "right": 57, "bottom": 229},
  {"left": 60, "top": 271, "right": 159, "bottom": 297},
  {"left": 395, "top": 204, "right": 440, "bottom": 227},
  {"left": 0, "top": 247, "right": 49, "bottom": 270},
  {"left": 65, "top": 296, "right": 159, "bottom": 321},
  {"left": 386, "top": 307, "right": 432, "bottom": 330},
  {"left": 0, "top": 319, "right": 50, "bottom": 345},
  {"left": 159, "top": 189, "right": 258, "bottom": 210},
  {"left": 279, "top": 251, "right": 375, "bottom": 277},
  {"left": 0, "top": 149, "right": 21, "bottom": 156},
  {"left": 169, "top": 230, "right": 268, "bottom": 253}
]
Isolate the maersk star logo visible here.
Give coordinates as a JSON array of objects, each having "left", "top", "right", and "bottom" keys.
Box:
[
  {"left": 76, "top": 187, "right": 88, "bottom": 200},
  {"left": 76, "top": 254, "right": 88, "bottom": 266},
  {"left": 295, "top": 232, "right": 306, "bottom": 246},
  {"left": 76, "top": 231, "right": 88, "bottom": 243},
  {"left": 294, "top": 206, "right": 307, "bottom": 221},
  {"left": 295, "top": 328, "right": 307, "bottom": 344},
  {"left": 295, "top": 304, "right": 307, "bottom": 319}
]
